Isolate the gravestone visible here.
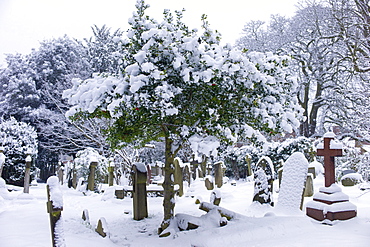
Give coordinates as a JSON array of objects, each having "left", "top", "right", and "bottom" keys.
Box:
[
  {"left": 23, "top": 153, "right": 32, "bottom": 194},
  {"left": 173, "top": 158, "right": 184, "bottom": 197},
  {"left": 276, "top": 152, "right": 308, "bottom": 212},
  {"left": 304, "top": 174, "right": 314, "bottom": 197},
  {"left": 341, "top": 173, "right": 363, "bottom": 186},
  {"left": 183, "top": 165, "right": 191, "bottom": 185},
  {"left": 108, "top": 166, "right": 114, "bottom": 187},
  {"left": 253, "top": 156, "right": 274, "bottom": 206},
  {"left": 87, "top": 161, "right": 98, "bottom": 191},
  {"left": 132, "top": 163, "right": 148, "bottom": 220},
  {"left": 306, "top": 132, "right": 357, "bottom": 222},
  {"left": 95, "top": 217, "right": 109, "bottom": 238},
  {"left": 210, "top": 190, "right": 221, "bottom": 206},
  {"left": 57, "top": 162, "right": 64, "bottom": 185},
  {"left": 190, "top": 155, "right": 199, "bottom": 180},
  {"left": 200, "top": 155, "right": 208, "bottom": 178},
  {"left": 82, "top": 209, "right": 90, "bottom": 225},
  {"left": 308, "top": 167, "right": 316, "bottom": 179},
  {"left": 214, "top": 161, "right": 224, "bottom": 188},
  {"left": 205, "top": 177, "right": 214, "bottom": 190},
  {"left": 0, "top": 147, "right": 5, "bottom": 177},
  {"left": 46, "top": 176, "right": 65, "bottom": 247},
  {"left": 245, "top": 154, "right": 253, "bottom": 177}
]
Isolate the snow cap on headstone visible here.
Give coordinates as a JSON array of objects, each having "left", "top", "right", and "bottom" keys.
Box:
[{"left": 47, "top": 176, "right": 63, "bottom": 208}]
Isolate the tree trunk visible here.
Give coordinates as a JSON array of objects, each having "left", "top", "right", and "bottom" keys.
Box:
[{"left": 158, "top": 135, "right": 176, "bottom": 236}]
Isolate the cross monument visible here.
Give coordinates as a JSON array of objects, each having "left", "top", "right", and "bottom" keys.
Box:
[{"left": 316, "top": 132, "right": 342, "bottom": 187}]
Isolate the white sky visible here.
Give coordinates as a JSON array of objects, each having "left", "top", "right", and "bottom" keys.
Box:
[{"left": 0, "top": 0, "right": 299, "bottom": 66}]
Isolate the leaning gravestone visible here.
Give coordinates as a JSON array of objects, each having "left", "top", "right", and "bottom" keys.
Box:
[
  {"left": 46, "top": 176, "right": 65, "bottom": 247},
  {"left": 132, "top": 163, "right": 148, "bottom": 220},
  {"left": 214, "top": 161, "right": 224, "bottom": 188},
  {"left": 173, "top": 158, "right": 184, "bottom": 197},
  {"left": 276, "top": 152, "right": 308, "bottom": 213},
  {"left": 253, "top": 156, "right": 274, "bottom": 206},
  {"left": 205, "top": 177, "right": 214, "bottom": 190}
]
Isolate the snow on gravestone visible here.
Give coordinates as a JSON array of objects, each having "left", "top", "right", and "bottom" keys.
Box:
[{"left": 276, "top": 152, "right": 308, "bottom": 214}]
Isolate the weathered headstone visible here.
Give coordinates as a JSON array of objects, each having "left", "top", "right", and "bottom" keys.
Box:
[
  {"left": 57, "top": 162, "right": 64, "bottom": 185},
  {"left": 252, "top": 156, "right": 274, "bottom": 206},
  {"left": 95, "top": 217, "right": 109, "bottom": 238},
  {"left": 173, "top": 158, "right": 184, "bottom": 197},
  {"left": 214, "top": 161, "right": 224, "bottom": 188},
  {"left": 23, "top": 153, "right": 32, "bottom": 194},
  {"left": 341, "top": 173, "right": 363, "bottom": 186},
  {"left": 87, "top": 160, "right": 98, "bottom": 191},
  {"left": 308, "top": 166, "right": 316, "bottom": 179},
  {"left": 183, "top": 165, "right": 191, "bottom": 185},
  {"left": 146, "top": 164, "right": 152, "bottom": 184},
  {"left": 205, "top": 177, "right": 214, "bottom": 190},
  {"left": 306, "top": 132, "right": 357, "bottom": 222},
  {"left": 132, "top": 163, "right": 148, "bottom": 220},
  {"left": 46, "top": 176, "right": 65, "bottom": 247},
  {"left": 108, "top": 166, "right": 114, "bottom": 187},
  {"left": 210, "top": 190, "right": 221, "bottom": 206},
  {"left": 82, "top": 209, "right": 90, "bottom": 225},
  {"left": 304, "top": 173, "right": 314, "bottom": 197},
  {"left": 190, "top": 155, "right": 199, "bottom": 180}
]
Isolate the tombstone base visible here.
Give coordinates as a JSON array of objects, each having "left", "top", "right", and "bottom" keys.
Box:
[{"left": 306, "top": 184, "right": 357, "bottom": 222}]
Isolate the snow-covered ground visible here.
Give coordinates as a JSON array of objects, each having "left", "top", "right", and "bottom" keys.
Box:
[{"left": 0, "top": 175, "right": 369, "bottom": 247}]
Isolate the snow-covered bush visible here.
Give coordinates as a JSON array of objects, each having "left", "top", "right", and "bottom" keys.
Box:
[
  {"left": 74, "top": 148, "right": 108, "bottom": 189},
  {"left": 0, "top": 117, "right": 38, "bottom": 186},
  {"left": 223, "top": 137, "right": 314, "bottom": 179}
]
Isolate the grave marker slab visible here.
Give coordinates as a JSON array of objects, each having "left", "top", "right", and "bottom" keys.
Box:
[
  {"left": 214, "top": 162, "right": 224, "bottom": 188},
  {"left": 174, "top": 158, "right": 184, "bottom": 197},
  {"left": 132, "top": 163, "right": 148, "bottom": 220},
  {"left": 276, "top": 152, "right": 308, "bottom": 212},
  {"left": 87, "top": 161, "right": 98, "bottom": 191}
]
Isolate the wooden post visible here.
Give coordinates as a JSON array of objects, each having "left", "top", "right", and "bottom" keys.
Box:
[
  {"left": 132, "top": 163, "right": 148, "bottom": 220},
  {"left": 87, "top": 161, "right": 98, "bottom": 191},
  {"left": 23, "top": 153, "right": 32, "bottom": 193},
  {"left": 46, "top": 176, "right": 64, "bottom": 247}
]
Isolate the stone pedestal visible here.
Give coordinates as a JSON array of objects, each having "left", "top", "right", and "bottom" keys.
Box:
[
  {"left": 132, "top": 163, "right": 148, "bottom": 220},
  {"left": 306, "top": 184, "right": 356, "bottom": 222}
]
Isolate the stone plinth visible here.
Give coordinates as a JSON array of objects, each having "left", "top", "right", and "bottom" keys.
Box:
[{"left": 306, "top": 184, "right": 356, "bottom": 222}]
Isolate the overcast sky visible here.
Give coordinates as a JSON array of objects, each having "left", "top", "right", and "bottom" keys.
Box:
[{"left": 0, "top": 0, "right": 299, "bottom": 66}]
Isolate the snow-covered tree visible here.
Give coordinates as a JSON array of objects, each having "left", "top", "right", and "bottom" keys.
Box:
[
  {"left": 63, "top": 0, "right": 301, "bottom": 235},
  {"left": 0, "top": 117, "right": 38, "bottom": 185}
]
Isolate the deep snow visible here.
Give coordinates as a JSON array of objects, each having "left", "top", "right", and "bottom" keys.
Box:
[{"left": 0, "top": 174, "right": 369, "bottom": 247}]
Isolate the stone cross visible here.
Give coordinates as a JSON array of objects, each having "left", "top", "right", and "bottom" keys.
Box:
[
  {"left": 316, "top": 132, "right": 342, "bottom": 187},
  {"left": 132, "top": 162, "right": 148, "bottom": 220},
  {"left": 23, "top": 153, "right": 32, "bottom": 193}
]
